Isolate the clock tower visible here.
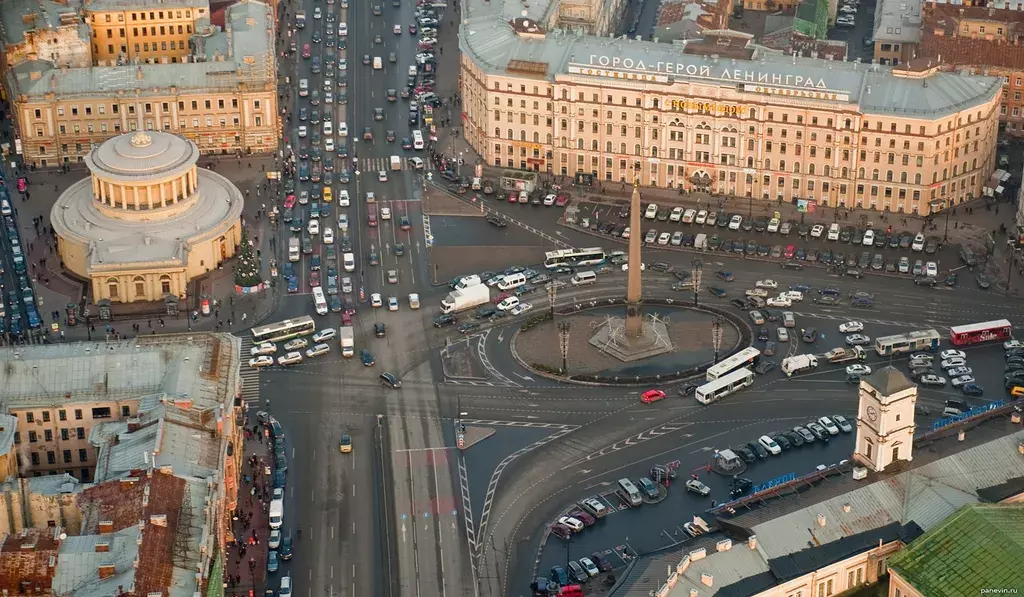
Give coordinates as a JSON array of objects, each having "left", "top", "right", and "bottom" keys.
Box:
[{"left": 853, "top": 366, "right": 918, "bottom": 472}]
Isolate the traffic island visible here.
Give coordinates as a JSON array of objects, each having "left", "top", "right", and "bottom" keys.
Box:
[
  {"left": 512, "top": 299, "right": 750, "bottom": 386},
  {"left": 461, "top": 426, "right": 495, "bottom": 450}
]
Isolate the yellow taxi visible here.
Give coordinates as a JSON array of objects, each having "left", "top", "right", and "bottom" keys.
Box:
[
  {"left": 339, "top": 433, "right": 352, "bottom": 453},
  {"left": 323, "top": 186, "right": 333, "bottom": 203}
]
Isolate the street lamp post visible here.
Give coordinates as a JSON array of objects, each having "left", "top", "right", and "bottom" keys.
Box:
[
  {"left": 547, "top": 280, "right": 558, "bottom": 319},
  {"left": 692, "top": 261, "right": 703, "bottom": 307},
  {"left": 557, "top": 321, "right": 571, "bottom": 375},
  {"left": 711, "top": 317, "right": 724, "bottom": 364}
]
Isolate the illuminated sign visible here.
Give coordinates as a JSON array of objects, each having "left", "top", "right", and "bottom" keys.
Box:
[
  {"left": 740, "top": 83, "right": 850, "bottom": 102},
  {"left": 669, "top": 100, "right": 748, "bottom": 115}
]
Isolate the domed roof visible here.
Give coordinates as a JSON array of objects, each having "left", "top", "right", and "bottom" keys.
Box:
[{"left": 87, "top": 131, "right": 199, "bottom": 180}]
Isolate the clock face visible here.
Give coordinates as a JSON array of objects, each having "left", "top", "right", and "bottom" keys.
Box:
[{"left": 866, "top": 405, "right": 878, "bottom": 422}]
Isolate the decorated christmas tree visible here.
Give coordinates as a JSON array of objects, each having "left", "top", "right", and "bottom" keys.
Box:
[{"left": 234, "top": 227, "right": 263, "bottom": 287}]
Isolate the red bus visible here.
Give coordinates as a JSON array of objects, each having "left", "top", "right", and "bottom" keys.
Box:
[{"left": 948, "top": 319, "right": 1012, "bottom": 346}]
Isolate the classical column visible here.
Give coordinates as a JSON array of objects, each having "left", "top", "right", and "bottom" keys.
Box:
[
  {"left": 133, "top": 187, "right": 141, "bottom": 211},
  {"left": 625, "top": 179, "right": 644, "bottom": 338},
  {"left": 160, "top": 183, "right": 167, "bottom": 207}
]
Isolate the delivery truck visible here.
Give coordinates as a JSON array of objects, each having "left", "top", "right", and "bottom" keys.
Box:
[
  {"left": 390, "top": 155, "right": 402, "bottom": 171},
  {"left": 441, "top": 284, "right": 490, "bottom": 314},
  {"left": 782, "top": 354, "right": 818, "bottom": 376},
  {"left": 339, "top": 326, "right": 354, "bottom": 357},
  {"left": 826, "top": 345, "right": 866, "bottom": 364}
]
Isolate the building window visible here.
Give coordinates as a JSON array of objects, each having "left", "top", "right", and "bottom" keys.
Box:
[
  {"left": 63, "top": 450, "right": 72, "bottom": 463},
  {"left": 160, "top": 275, "right": 172, "bottom": 294},
  {"left": 133, "top": 275, "right": 146, "bottom": 298},
  {"left": 92, "top": 407, "right": 112, "bottom": 419},
  {"left": 29, "top": 431, "right": 37, "bottom": 443},
  {"left": 122, "top": 405, "right": 131, "bottom": 417},
  {"left": 107, "top": 278, "right": 119, "bottom": 300},
  {"left": 47, "top": 451, "right": 56, "bottom": 465},
  {"left": 31, "top": 453, "right": 39, "bottom": 466},
  {"left": 44, "top": 430, "right": 52, "bottom": 442},
  {"left": 42, "top": 411, "right": 50, "bottom": 422},
  {"left": 79, "top": 448, "right": 88, "bottom": 462},
  {"left": 77, "top": 427, "right": 85, "bottom": 439},
  {"left": 26, "top": 412, "right": 34, "bottom": 423},
  {"left": 61, "top": 428, "right": 69, "bottom": 441},
  {"left": 75, "top": 409, "right": 83, "bottom": 420}
]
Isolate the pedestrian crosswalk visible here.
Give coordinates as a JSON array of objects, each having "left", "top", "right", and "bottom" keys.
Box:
[
  {"left": 238, "top": 336, "right": 263, "bottom": 407},
  {"left": 357, "top": 156, "right": 432, "bottom": 174}
]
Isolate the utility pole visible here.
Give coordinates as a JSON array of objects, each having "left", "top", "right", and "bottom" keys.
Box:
[
  {"left": 547, "top": 280, "right": 558, "bottom": 318},
  {"left": 557, "top": 321, "right": 571, "bottom": 375},
  {"left": 692, "top": 261, "right": 703, "bottom": 307},
  {"left": 711, "top": 316, "right": 724, "bottom": 364}
]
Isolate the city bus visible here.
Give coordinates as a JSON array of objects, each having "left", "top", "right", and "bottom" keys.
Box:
[
  {"left": 706, "top": 347, "right": 761, "bottom": 381},
  {"left": 948, "top": 319, "right": 1012, "bottom": 346},
  {"left": 251, "top": 316, "right": 316, "bottom": 343},
  {"left": 312, "top": 287, "right": 328, "bottom": 316},
  {"left": 543, "top": 247, "right": 606, "bottom": 270},
  {"left": 695, "top": 368, "right": 754, "bottom": 405},
  {"left": 873, "top": 329, "right": 941, "bottom": 356}
]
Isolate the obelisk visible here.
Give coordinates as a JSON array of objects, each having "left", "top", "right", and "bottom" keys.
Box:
[{"left": 625, "top": 179, "right": 644, "bottom": 338}]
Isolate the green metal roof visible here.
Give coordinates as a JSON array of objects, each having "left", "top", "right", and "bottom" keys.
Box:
[{"left": 887, "top": 504, "right": 1024, "bottom": 596}]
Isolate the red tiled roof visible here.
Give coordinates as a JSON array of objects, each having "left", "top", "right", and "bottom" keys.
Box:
[
  {"left": 919, "top": 4, "right": 1024, "bottom": 72},
  {"left": 79, "top": 469, "right": 187, "bottom": 595},
  {"left": 0, "top": 530, "right": 59, "bottom": 595}
]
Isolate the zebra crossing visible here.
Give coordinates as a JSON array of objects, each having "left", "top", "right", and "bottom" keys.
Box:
[
  {"left": 357, "top": 156, "right": 432, "bottom": 173},
  {"left": 237, "top": 336, "right": 263, "bottom": 407}
]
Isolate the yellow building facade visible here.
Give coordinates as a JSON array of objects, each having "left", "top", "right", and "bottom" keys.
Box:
[{"left": 85, "top": 0, "right": 208, "bottom": 65}]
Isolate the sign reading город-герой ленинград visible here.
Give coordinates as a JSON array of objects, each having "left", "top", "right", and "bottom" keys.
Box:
[{"left": 566, "top": 56, "right": 852, "bottom": 102}]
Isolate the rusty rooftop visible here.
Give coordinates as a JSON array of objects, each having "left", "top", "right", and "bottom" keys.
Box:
[
  {"left": 919, "top": 3, "right": 1024, "bottom": 71},
  {"left": 0, "top": 528, "right": 62, "bottom": 595}
]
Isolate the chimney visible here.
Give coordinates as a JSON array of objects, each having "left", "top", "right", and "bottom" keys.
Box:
[
  {"left": 747, "top": 535, "right": 757, "bottom": 550},
  {"left": 95, "top": 542, "right": 110, "bottom": 553},
  {"left": 149, "top": 514, "right": 168, "bottom": 527},
  {"left": 816, "top": 513, "right": 826, "bottom": 527},
  {"left": 700, "top": 573, "right": 713, "bottom": 587},
  {"left": 98, "top": 521, "right": 114, "bottom": 534},
  {"left": 127, "top": 420, "right": 140, "bottom": 432},
  {"left": 689, "top": 548, "right": 707, "bottom": 562},
  {"left": 98, "top": 564, "right": 116, "bottom": 579},
  {"left": 843, "top": 503, "right": 852, "bottom": 513},
  {"left": 715, "top": 539, "right": 732, "bottom": 552},
  {"left": 690, "top": 590, "right": 699, "bottom": 597}
]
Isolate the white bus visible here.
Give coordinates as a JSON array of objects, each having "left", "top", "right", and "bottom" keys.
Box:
[
  {"left": 543, "top": 247, "right": 606, "bottom": 270},
  {"left": 874, "top": 329, "right": 941, "bottom": 356},
  {"left": 312, "top": 287, "right": 328, "bottom": 315},
  {"left": 412, "top": 130, "right": 424, "bottom": 150},
  {"left": 252, "top": 316, "right": 316, "bottom": 343},
  {"left": 706, "top": 347, "right": 760, "bottom": 381},
  {"left": 695, "top": 368, "right": 754, "bottom": 405}
]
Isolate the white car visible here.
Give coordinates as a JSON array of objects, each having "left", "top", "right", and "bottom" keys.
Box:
[
  {"left": 767, "top": 218, "right": 780, "bottom": 233},
  {"left": 284, "top": 338, "right": 309, "bottom": 351},
  {"left": 338, "top": 22, "right": 348, "bottom": 35},
  {"left": 250, "top": 341, "right": 277, "bottom": 356},
  {"left": 371, "top": 293, "right": 383, "bottom": 308},
  {"left": 1004, "top": 340, "right": 1024, "bottom": 350},
  {"left": 313, "top": 6, "right": 322, "bottom": 18},
  {"left": 621, "top": 262, "right": 646, "bottom": 272},
  {"left": 409, "top": 293, "right": 420, "bottom": 308},
  {"left": 951, "top": 375, "right": 976, "bottom": 387},
  {"left": 277, "top": 351, "right": 303, "bottom": 366},
  {"left": 306, "top": 343, "right": 331, "bottom": 358},
  {"left": 745, "top": 288, "right": 768, "bottom": 298},
  {"left": 947, "top": 366, "right": 973, "bottom": 378},
  {"left": 338, "top": 190, "right": 350, "bottom": 206},
  {"left": 657, "top": 232, "right": 671, "bottom": 245},
  {"left": 940, "top": 349, "right": 966, "bottom": 360},
  {"left": 910, "top": 352, "right": 934, "bottom": 361},
  {"left": 838, "top": 321, "right": 864, "bottom": 333},
  {"left": 767, "top": 296, "right": 792, "bottom": 307},
  {"left": 681, "top": 208, "right": 697, "bottom": 223},
  {"left": 298, "top": 125, "right": 308, "bottom": 138},
  {"left": 918, "top": 374, "right": 946, "bottom": 387},
  {"left": 308, "top": 219, "right": 320, "bottom": 235},
  {"left": 827, "top": 223, "right": 840, "bottom": 241},
  {"left": 511, "top": 302, "right": 533, "bottom": 316},
  {"left": 777, "top": 328, "right": 790, "bottom": 342},
  {"left": 669, "top": 207, "right": 684, "bottom": 222},
  {"left": 338, "top": 213, "right": 349, "bottom": 230},
  {"left": 557, "top": 516, "right": 584, "bottom": 532},
  {"left": 846, "top": 334, "right": 871, "bottom": 346},
  {"left": 323, "top": 227, "right": 335, "bottom": 244},
  {"left": 810, "top": 224, "right": 825, "bottom": 238},
  {"left": 313, "top": 328, "right": 336, "bottom": 343},
  {"left": 941, "top": 358, "right": 967, "bottom": 370},
  {"left": 695, "top": 210, "right": 708, "bottom": 224},
  {"left": 324, "top": 138, "right": 335, "bottom": 152},
  {"left": 249, "top": 355, "right": 274, "bottom": 368},
  {"left": 579, "top": 556, "right": 600, "bottom": 577},
  {"left": 338, "top": 122, "right": 348, "bottom": 137},
  {"left": 728, "top": 215, "right": 743, "bottom": 230},
  {"left": 497, "top": 296, "right": 520, "bottom": 311},
  {"left": 846, "top": 364, "right": 872, "bottom": 376},
  {"left": 818, "top": 416, "right": 841, "bottom": 435},
  {"left": 758, "top": 435, "right": 782, "bottom": 455},
  {"left": 644, "top": 203, "right": 659, "bottom": 219},
  {"left": 378, "top": 170, "right": 388, "bottom": 182},
  {"left": 780, "top": 290, "right": 804, "bottom": 302},
  {"left": 862, "top": 229, "right": 875, "bottom": 246},
  {"left": 393, "top": 23, "right": 402, "bottom": 34},
  {"left": 925, "top": 262, "right": 938, "bottom": 277},
  {"left": 755, "top": 279, "right": 778, "bottom": 289},
  {"left": 388, "top": 296, "right": 399, "bottom": 311},
  {"left": 269, "top": 529, "right": 282, "bottom": 549},
  {"left": 380, "top": 207, "right": 392, "bottom": 220}
]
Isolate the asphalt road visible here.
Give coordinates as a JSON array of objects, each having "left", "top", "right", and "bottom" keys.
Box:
[{"left": 0, "top": 184, "right": 41, "bottom": 341}]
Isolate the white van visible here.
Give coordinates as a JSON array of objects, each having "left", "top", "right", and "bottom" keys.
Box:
[
  {"left": 497, "top": 273, "right": 527, "bottom": 290},
  {"left": 343, "top": 252, "right": 355, "bottom": 272},
  {"left": 571, "top": 271, "right": 597, "bottom": 286},
  {"left": 299, "top": 78, "right": 309, "bottom": 97},
  {"left": 412, "top": 130, "right": 424, "bottom": 150},
  {"left": 269, "top": 498, "right": 284, "bottom": 528},
  {"left": 373, "top": 56, "right": 383, "bottom": 70},
  {"left": 457, "top": 274, "right": 481, "bottom": 289},
  {"left": 390, "top": 155, "right": 402, "bottom": 171},
  {"left": 617, "top": 478, "right": 643, "bottom": 506},
  {"left": 407, "top": 65, "right": 418, "bottom": 77}
]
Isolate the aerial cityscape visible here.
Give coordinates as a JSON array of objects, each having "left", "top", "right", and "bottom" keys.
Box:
[{"left": 0, "top": 0, "right": 1023, "bottom": 593}]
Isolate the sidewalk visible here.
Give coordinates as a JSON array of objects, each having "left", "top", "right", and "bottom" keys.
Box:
[{"left": 223, "top": 420, "right": 277, "bottom": 596}]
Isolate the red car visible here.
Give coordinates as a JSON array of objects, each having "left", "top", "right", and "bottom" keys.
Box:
[
  {"left": 555, "top": 194, "right": 570, "bottom": 206},
  {"left": 302, "top": 43, "right": 311, "bottom": 58},
  {"left": 310, "top": 271, "right": 321, "bottom": 288},
  {"left": 507, "top": 192, "right": 517, "bottom": 203},
  {"left": 414, "top": 85, "right": 434, "bottom": 94},
  {"left": 549, "top": 524, "right": 572, "bottom": 540},
  {"left": 492, "top": 291, "right": 512, "bottom": 304},
  {"left": 342, "top": 312, "right": 353, "bottom": 326},
  {"left": 641, "top": 389, "right": 666, "bottom": 404},
  {"left": 568, "top": 509, "right": 596, "bottom": 526},
  {"left": 283, "top": 194, "right": 296, "bottom": 209},
  {"left": 784, "top": 244, "right": 795, "bottom": 259}
]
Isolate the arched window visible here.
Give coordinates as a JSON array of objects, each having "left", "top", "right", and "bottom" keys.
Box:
[
  {"left": 824, "top": 165, "right": 831, "bottom": 176},
  {"left": 133, "top": 276, "right": 146, "bottom": 299},
  {"left": 779, "top": 160, "right": 787, "bottom": 172},
  {"left": 794, "top": 163, "right": 801, "bottom": 174},
  {"left": 107, "top": 277, "right": 119, "bottom": 300},
  {"left": 507, "top": 129, "right": 513, "bottom": 139},
  {"left": 634, "top": 144, "right": 641, "bottom": 156},
  {"left": 886, "top": 170, "right": 893, "bottom": 182},
  {"left": 914, "top": 173, "right": 922, "bottom": 185},
  {"left": 899, "top": 172, "right": 907, "bottom": 183},
  {"left": 619, "top": 143, "right": 626, "bottom": 154},
  {"left": 577, "top": 138, "right": 584, "bottom": 150},
  {"left": 747, "top": 156, "right": 754, "bottom": 168},
  {"left": 560, "top": 137, "right": 567, "bottom": 148},
  {"left": 494, "top": 128, "right": 500, "bottom": 137},
  {"left": 841, "top": 167, "right": 848, "bottom": 178},
  {"left": 606, "top": 141, "right": 613, "bottom": 152},
  {"left": 546, "top": 134, "right": 553, "bottom": 145},
  {"left": 160, "top": 275, "right": 172, "bottom": 295},
  {"left": 532, "top": 132, "right": 539, "bottom": 143},
  {"left": 651, "top": 146, "right": 658, "bottom": 157},
  {"left": 519, "top": 131, "right": 526, "bottom": 142},
  {"left": 872, "top": 169, "right": 879, "bottom": 181},
  {"left": 808, "top": 164, "right": 815, "bottom": 175},
  {"left": 765, "top": 159, "right": 772, "bottom": 170}
]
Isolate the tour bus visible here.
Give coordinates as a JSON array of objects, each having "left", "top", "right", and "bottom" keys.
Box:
[
  {"left": 412, "top": 130, "right": 424, "bottom": 150},
  {"left": 312, "top": 286, "right": 328, "bottom": 315},
  {"left": 252, "top": 316, "right": 316, "bottom": 343},
  {"left": 694, "top": 367, "right": 754, "bottom": 405},
  {"left": 873, "top": 329, "right": 941, "bottom": 356}
]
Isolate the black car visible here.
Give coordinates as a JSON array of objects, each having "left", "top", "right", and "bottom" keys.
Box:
[
  {"left": 729, "top": 477, "right": 753, "bottom": 497},
  {"left": 380, "top": 372, "right": 401, "bottom": 388},
  {"left": 757, "top": 327, "right": 769, "bottom": 342},
  {"left": 754, "top": 360, "right": 777, "bottom": 375},
  {"left": 374, "top": 323, "right": 387, "bottom": 337},
  {"left": 486, "top": 215, "right": 507, "bottom": 227},
  {"left": 279, "top": 536, "right": 293, "bottom": 560},
  {"left": 783, "top": 431, "right": 804, "bottom": 447},
  {"left": 458, "top": 322, "right": 480, "bottom": 334},
  {"left": 746, "top": 441, "right": 768, "bottom": 459},
  {"left": 433, "top": 313, "right": 457, "bottom": 327},
  {"left": 733, "top": 446, "right": 757, "bottom": 463},
  {"left": 814, "top": 295, "right": 840, "bottom": 305},
  {"left": 773, "top": 435, "right": 792, "bottom": 451},
  {"left": 678, "top": 383, "right": 698, "bottom": 397}
]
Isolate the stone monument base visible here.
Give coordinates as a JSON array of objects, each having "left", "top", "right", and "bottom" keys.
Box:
[{"left": 588, "top": 316, "right": 673, "bottom": 362}]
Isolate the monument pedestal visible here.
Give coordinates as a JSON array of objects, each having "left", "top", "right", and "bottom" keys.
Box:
[{"left": 589, "top": 315, "right": 673, "bottom": 362}]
